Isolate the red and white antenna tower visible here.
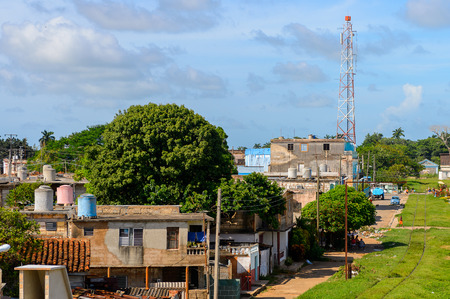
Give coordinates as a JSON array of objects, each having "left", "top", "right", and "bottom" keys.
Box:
[{"left": 337, "top": 16, "right": 356, "bottom": 144}]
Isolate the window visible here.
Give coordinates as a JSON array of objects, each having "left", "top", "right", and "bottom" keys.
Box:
[
  {"left": 84, "top": 227, "right": 94, "bottom": 236},
  {"left": 119, "top": 228, "right": 143, "bottom": 246},
  {"left": 287, "top": 144, "right": 294, "bottom": 151},
  {"left": 46, "top": 222, "right": 57, "bottom": 231},
  {"left": 300, "top": 144, "right": 308, "bottom": 152},
  {"left": 167, "top": 227, "right": 179, "bottom": 249},
  {"left": 323, "top": 143, "right": 330, "bottom": 151}
]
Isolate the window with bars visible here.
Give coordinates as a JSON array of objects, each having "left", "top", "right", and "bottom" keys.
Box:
[
  {"left": 119, "top": 228, "right": 143, "bottom": 246},
  {"left": 84, "top": 227, "right": 94, "bottom": 236},
  {"left": 287, "top": 144, "right": 294, "bottom": 151},
  {"left": 46, "top": 222, "right": 57, "bottom": 231},
  {"left": 167, "top": 227, "right": 179, "bottom": 249}
]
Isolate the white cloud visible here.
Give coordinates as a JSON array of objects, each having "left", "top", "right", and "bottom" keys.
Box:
[
  {"left": 283, "top": 91, "right": 333, "bottom": 108},
  {"left": 378, "top": 84, "right": 423, "bottom": 130},
  {"left": 273, "top": 61, "right": 327, "bottom": 83},
  {"left": 284, "top": 23, "right": 339, "bottom": 60},
  {"left": 164, "top": 64, "right": 227, "bottom": 97},
  {"left": 75, "top": 0, "right": 220, "bottom": 32},
  {"left": 0, "top": 18, "right": 172, "bottom": 99},
  {"left": 252, "top": 24, "right": 339, "bottom": 60},
  {"left": 246, "top": 73, "right": 265, "bottom": 93},
  {"left": 363, "top": 25, "right": 412, "bottom": 56},
  {"left": 405, "top": 0, "right": 450, "bottom": 28}
]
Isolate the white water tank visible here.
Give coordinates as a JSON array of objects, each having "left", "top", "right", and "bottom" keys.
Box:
[
  {"left": 35, "top": 185, "right": 54, "bottom": 211},
  {"left": 17, "top": 166, "right": 27, "bottom": 181},
  {"left": 303, "top": 168, "right": 312, "bottom": 179},
  {"left": 43, "top": 165, "right": 56, "bottom": 182},
  {"left": 288, "top": 168, "right": 297, "bottom": 179}
]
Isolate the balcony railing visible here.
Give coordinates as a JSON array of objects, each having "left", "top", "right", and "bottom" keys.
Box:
[{"left": 187, "top": 246, "right": 206, "bottom": 255}]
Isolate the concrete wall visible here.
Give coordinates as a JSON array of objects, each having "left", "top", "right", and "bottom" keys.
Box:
[
  {"left": 209, "top": 279, "right": 240, "bottom": 299},
  {"left": 71, "top": 219, "right": 206, "bottom": 268},
  {"left": 269, "top": 138, "right": 353, "bottom": 178}
]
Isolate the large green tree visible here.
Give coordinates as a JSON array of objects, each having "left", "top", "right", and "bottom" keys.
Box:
[
  {"left": 0, "top": 208, "right": 41, "bottom": 296},
  {"left": 219, "top": 172, "right": 286, "bottom": 228},
  {"left": 83, "top": 103, "right": 234, "bottom": 211},
  {"left": 302, "top": 185, "right": 376, "bottom": 233}
]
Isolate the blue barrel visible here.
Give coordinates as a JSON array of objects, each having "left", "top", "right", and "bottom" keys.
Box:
[{"left": 77, "top": 194, "right": 97, "bottom": 218}]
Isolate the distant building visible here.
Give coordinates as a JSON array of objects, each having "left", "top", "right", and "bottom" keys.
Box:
[
  {"left": 439, "top": 153, "right": 450, "bottom": 179},
  {"left": 418, "top": 159, "right": 439, "bottom": 175},
  {"left": 266, "top": 135, "right": 356, "bottom": 218},
  {"left": 237, "top": 148, "right": 271, "bottom": 175}
]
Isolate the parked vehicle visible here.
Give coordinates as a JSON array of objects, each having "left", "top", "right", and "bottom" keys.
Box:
[
  {"left": 390, "top": 196, "right": 400, "bottom": 205},
  {"left": 372, "top": 188, "right": 385, "bottom": 200}
]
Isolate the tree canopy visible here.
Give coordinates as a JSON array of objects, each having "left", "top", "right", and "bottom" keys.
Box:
[
  {"left": 0, "top": 207, "right": 41, "bottom": 296},
  {"left": 219, "top": 172, "right": 286, "bottom": 228},
  {"left": 302, "top": 185, "right": 376, "bottom": 232},
  {"left": 82, "top": 103, "right": 234, "bottom": 211}
]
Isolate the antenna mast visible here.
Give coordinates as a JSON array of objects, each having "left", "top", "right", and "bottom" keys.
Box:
[{"left": 337, "top": 16, "right": 356, "bottom": 144}]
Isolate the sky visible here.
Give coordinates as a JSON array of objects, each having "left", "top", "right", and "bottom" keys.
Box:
[{"left": 1, "top": 0, "right": 449, "bottom": 149}]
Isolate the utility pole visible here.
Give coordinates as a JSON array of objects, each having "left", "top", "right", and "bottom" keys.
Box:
[
  {"left": 316, "top": 165, "right": 320, "bottom": 240},
  {"left": 344, "top": 184, "right": 348, "bottom": 280},
  {"left": 338, "top": 155, "right": 342, "bottom": 185},
  {"left": 213, "top": 189, "right": 221, "bottom": 299},
  {"left": 373, "top": 155, "right": 376, "bottom": 183},
  {"left": 5, "top": 134, "right": 17, "bottom": 179}
]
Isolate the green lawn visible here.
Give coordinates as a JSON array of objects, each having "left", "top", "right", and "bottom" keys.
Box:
[
  {"left": 400, "top": 194, "right": 450, "bottom": 227},
  {"left": 299, "top": 194, "right": 450, "bottom": 298},
  {"left": 299, "top": 229, "right": 450, "bottom": 298},
  {"left": 405, "top": 177, "right": 450, "bottom": 193}
]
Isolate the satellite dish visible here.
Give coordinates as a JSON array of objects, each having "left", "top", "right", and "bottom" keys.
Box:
[{"left": 0, "top": 244, "right": 11, "bottom": 252}]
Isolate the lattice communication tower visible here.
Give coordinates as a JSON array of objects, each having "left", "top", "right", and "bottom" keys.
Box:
[{"left": 337, "top": 16, "right": 356, "bottom": 144}]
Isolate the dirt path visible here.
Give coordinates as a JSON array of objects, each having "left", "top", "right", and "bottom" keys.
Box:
[{"left": 253, "top": 194, "right": 405, "bottom": 298}]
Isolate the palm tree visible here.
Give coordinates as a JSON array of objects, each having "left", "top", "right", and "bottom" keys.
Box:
[
  {"left": 392, "top": 128, "right": 405, "bottom": 139},
  {"left": 39, "top": 130, "right": 55, "bottom": 148}
]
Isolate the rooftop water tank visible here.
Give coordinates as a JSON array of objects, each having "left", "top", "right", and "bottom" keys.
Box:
[
  {"left": 303, "top": 168, "right": 312, "bottom": 179},
  {"left": 57, "top": 185, "right": 74, "bottom": 205},
  {"left": 77, "top": 194, "right": 97, "bottom": 218},
  {"left": 43, "top": 165, "right": 56, "bottom": 182},
  {"left": 288, "top": 168, "right": 297, "bottom": 179},
  {"left": 35, "top": 185, "right": 54, "bottom": 212},
  {"left": 17, "top": 166, "right": 27, "bottom": 181}
]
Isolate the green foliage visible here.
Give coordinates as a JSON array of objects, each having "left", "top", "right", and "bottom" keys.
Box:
[
  {"left": 83, "top": 103, "right": 234, "bottom": 211},
  {"left": 6, "top": 182, "right": 47, "bottom": 208},
  {"left": 219, "top": 172, "right": 285, "bottom": 228},
  {"left": 0, "top": 207, "right": 41, "bottom": 296},
  {"left": 302, "top": 185, "right": 376, "bottom": 232},
  {"left": 29, "top": 125, "right": 106, "bottom": 173},
  {"left": 0, "top": 137, "right": 34, "bottom": 162}
]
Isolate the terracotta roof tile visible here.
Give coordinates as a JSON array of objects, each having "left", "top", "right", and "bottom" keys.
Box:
[{"left": 23, "top": 238, "right": 90, "bottom": 272}]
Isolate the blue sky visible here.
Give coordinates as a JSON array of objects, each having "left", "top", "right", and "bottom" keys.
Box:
[{"left": 1, "top": 0, "right": 449, "bottom": 148}]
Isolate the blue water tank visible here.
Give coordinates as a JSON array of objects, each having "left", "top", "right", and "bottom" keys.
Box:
[{"left": 77, "top": 194, "right": 97, "bottom": 218}]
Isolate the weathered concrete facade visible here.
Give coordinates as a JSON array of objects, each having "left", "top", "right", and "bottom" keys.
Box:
[{"left": 269, "top": 137, "right": 354, "bottom": 178}]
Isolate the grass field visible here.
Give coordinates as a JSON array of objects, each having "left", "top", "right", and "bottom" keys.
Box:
[
  {"left": 299, "top": 194, "right": 450, "bottom": 299},
  {"left": 400, "top": 194, "right": 450, "bottom": 227},
  {"left": 405, "top": 177, "right": 450, "bottom": 193}
]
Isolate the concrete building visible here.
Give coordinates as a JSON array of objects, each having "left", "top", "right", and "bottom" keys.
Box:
[
  {"left": 21, "top": 203, "right": 212, "bottom": 296},
  {"left": 266, "top": 136, "right": 356, "bottom": 218},
  {"left": 439, "top": 153, "right": 450, "bottom": 179},
  {"left": 418, "top": 159, "right": 439, "bottom": 175}
]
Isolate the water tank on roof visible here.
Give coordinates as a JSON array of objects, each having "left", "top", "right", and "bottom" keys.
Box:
[
  {"left": 35, "top": 185, "right": 54, "bottom": 212},
  {"left": 57, "top": 185, "right": 74, "bottom": 205},
  {"left": 77, "top": 194, "right": 97, "bottom": 218},
  {"left": 288, "top": 168, "right": 297, "bottom": 179},
  {"left": 319, "top": 164, "right": 328, "bottom": 173},
  {"left": 17, "top": 166, "right": 27, "bottom": 181},
  {"left": 303, "top": 168, "right": 312, "bottom": 179},
  {"left": 43, "top": 165, "right": 56, "bottom": 182}
]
